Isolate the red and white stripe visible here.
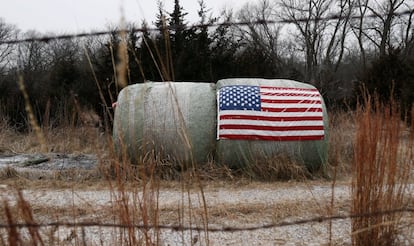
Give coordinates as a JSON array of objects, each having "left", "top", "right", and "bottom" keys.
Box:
[{"left": 218, "top": 86, "right": 325, "bottom": 141}]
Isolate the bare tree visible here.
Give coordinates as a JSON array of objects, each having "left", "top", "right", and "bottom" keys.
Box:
[
  {"left": 237, "top": 0, "right": 284, "bottom": 74},
  {"left": 369, "top": 0, "right": 405, "bottom": 56},
  {"left": 351, "top": 0, "right": 412, "bottom": 57},
  {"left": 324, "top": 0, "right": 354, "bottom": 72},
  {"left": 45, "top": 38, "right": 82, "bottom": 91},
  {"left": 278, "top": 0, "right": 352, "bottom": 84},
  {"left": 350, "top": 0, "right": 369, "bottom": 69},
  {"left": 0, "top": 19, "right": 18, "bottom": 76},
  {"left": 399, "top": 2, "right": 414, "bottom": 57},
  {"left": 16, "top": 31, "right": 50, "bottom": 94}
]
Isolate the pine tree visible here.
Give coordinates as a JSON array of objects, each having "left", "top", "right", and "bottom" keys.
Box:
[
  {"left": 155, "top": 0, "right": 168, "bottom": 33},
  {"left": 168, "top": 0, "right": 188, "bottom": 80},
  {"left": 169, "top": 0, "right": 187, "bottom": 52},
  {"left": 178, "top": 0, "right": 213, "bottom": 81},
  {"left": 152, "top": 0, "right": 174, "bottom": 80}
]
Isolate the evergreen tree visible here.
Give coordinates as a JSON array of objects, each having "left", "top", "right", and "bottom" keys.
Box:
[
  {"left": 169, "top": 0, "right": 187, "bottom": 54},
  {"left": 168, "top": 0, "right": 188, "bottom": 80},
  {"left": 126, "top": 24, "right": 145, "bottom": 83},
  {"left": 139, "top": 20, "right": 164, "bottom": 81},
  {"left": 210, "top": 13, "right": 238, "bottom": 80},
  {"left": 155, "top": 0, "right": 168, "bottom": 32},
  {"left": 152, "top": 0, "right": 175, "bottom": 80},
  {"left": 194, "top": 0, "right": 213, "bottom": 80},
  {"left": 178, "top": 0, "right": 213, "bottom": 81}
]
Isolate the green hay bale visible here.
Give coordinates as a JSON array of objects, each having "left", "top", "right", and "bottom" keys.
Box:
[
  {"left": 215, "top": 78, "right": 329, "bottom": 171},
  {"left": 113, "top": 82, "right": 217, "bottom": 165}
]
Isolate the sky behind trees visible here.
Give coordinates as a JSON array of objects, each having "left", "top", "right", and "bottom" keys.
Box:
[{"left": 0, "top": 0, "right": 251, "bottom": 33}]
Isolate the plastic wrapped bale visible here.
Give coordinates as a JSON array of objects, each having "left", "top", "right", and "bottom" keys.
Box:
[
  {"left": 113, "top": 82, "right": 217, "bottom": 165},
  {"left": 215, "top": 78, "right": 328, "bottom": 171}
]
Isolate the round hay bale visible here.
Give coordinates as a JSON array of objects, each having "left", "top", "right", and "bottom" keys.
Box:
[
  {"left": 215, "top": 78, "right": 328, "bottom": 171},
  {"left": 113, "top": 82, "right": 216, "bottom": 165}
]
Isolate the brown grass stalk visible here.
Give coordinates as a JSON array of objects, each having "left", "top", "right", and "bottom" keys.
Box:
[
  {"left": 16, "top": 190, "right": 44, "bottom": 245},
  {"left": 83, "top": 46, "right": 114, "bottom": 124},
  {"left": 4, "top": 202, "right": 20, "bottom": 246},
  {"left": 130, "top": 41, "right": 147, "bottom": 81},
  {"left": 17, "top": 75, "right": 47, "bottom": 153},
  {"left": 142, "top": 36, "right": 165, "bottom": 81},
  {"left": 109, "top": 39, "right": 121, "bottom": 97},
  {"left": 116, "top": 29, "right": 128, "bottom": 89},
  {"left": 351, "top": 95, "right": 412, "bottom": 245}
]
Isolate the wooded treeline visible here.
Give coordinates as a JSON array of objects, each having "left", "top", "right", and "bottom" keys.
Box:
[{"left": 0, "top": 0, "right": 414, "bottom": 130}]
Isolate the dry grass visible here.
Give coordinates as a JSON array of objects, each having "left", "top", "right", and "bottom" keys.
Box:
[
  {"left": 326, "top": 109, "right": 355, "bottom": 177},
  {"left": 351, "top": 95, "right": 413, "bottom": 245},
  {"left": 17, "top": 75, "right": 47, "bottom": 153},
  {"left": 242, "top": 153, "right": 312, "bottom": 181},
  {"left": 0, "top": 114, "right": 107, "bottom": 155}
]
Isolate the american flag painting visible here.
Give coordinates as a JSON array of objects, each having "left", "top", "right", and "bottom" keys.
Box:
[{"left": 217, "top": 85, "right": 325, "bottom": 141}]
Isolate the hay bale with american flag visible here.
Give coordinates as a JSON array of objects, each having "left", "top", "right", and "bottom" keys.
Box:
[{"left": 215, "top": 78, "right": 328, "bottom": 171}]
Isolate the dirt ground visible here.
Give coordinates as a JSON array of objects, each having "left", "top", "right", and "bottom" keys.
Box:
[{"left": 0, "top": 153, "right": 413, "bottom": 245}]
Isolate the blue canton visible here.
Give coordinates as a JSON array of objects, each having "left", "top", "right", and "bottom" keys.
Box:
[{"left": 219, "top": 85, "right": 261, "bottom": 111}]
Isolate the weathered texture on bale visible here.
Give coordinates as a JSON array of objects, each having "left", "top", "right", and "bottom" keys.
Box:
[
  {"left": 113, "top": 79, "right": 328, "bottom": 171},
  {"left": 113, "top": 82, "right": 217, "bottom": 164},
  {"left": 215, "top": 78, "right": 328, "bottom": 171}
]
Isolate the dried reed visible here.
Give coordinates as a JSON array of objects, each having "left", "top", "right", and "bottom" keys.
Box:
[
  {"left": 17, "top": 75, "right": 47, "bottom": 153},
  {"left": 351, "top": 94, "right": 412, "bottom": 245}
]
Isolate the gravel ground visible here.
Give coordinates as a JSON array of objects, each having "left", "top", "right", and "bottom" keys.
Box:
[
  {"left": 0, "top": 182, "right": 354, "bottom": 245},
  {"left": 0, "top": 154, "right": 413, "bottom": 245}
]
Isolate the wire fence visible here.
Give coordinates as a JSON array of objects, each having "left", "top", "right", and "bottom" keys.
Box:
[
  {"left": 0, "top": 207, "right": 412, "bottom": 232},
  {"left": 0, "top": 9, "right": 412, "bottom": 46},
  {"left": 0, "top": 4, "right": 413, "bottom": 242}
]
